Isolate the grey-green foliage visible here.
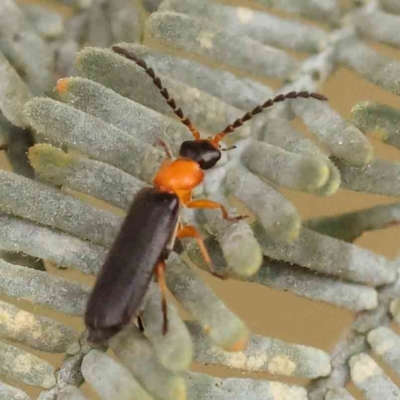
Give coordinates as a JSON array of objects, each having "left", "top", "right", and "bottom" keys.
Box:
[{"left": 0, "top": 0, "right": 399, "bottom": 399}]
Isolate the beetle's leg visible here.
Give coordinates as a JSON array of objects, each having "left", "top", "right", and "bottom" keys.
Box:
[
  {"left": 177, "top": 225, "right": 226, "bottom": 279},
  {"left": 177, "top": 225, "right": 211, "bottom": 264},
  {"left": 137, "top": 315, "right": 145, "bottom": 332},
  {"left": 186, "top": 199, "right": 247, "bottom": 222},
  {"left": 156, "top": 137, "right": 173, "bottom": 159},
  {"left": 154, "top": 261, "right": 168, "bottom": 335}
]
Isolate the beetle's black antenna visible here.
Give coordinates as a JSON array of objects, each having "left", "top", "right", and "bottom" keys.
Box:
[
  {"left": 112, "top": 45, "right": 201, "bottom": 140},
  {"left": 212, "top": 91, "right": 328, "bottom": 145}
]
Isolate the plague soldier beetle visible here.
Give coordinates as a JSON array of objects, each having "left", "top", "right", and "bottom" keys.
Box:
[{"left": 84, "top": 45, "right": 327, "bottom": 343}]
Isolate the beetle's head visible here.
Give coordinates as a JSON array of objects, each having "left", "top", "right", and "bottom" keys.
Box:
[{"left": 179, "top": 139, "right": 222, "bottom": 170}]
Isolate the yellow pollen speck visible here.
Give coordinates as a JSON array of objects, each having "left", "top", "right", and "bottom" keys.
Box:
[
  {"left": 269, "top": 354, "right": 296, "bottom": 375},
  {"left": 350, "top": 354, "right": 380, "bottom": 384},
  {"left": 13, "top": 354, "right": 34, "bottom": 374},
  {"left": 15, "top": 310, "right": 39, "bottom": 335},
  {"left": 0, "top": 309, "right": 12, "bottom": 326},
  {"left": 270, "top": 381, "right": 307, "bottom": 400},
  {"left": 226, "top": 351, "right": 267, "bottom": 370},
  {"left": 198, "top": 32, "right": 215, "bottom": 49},
  {"left": 237, "top": 7, "right": 254, "bottom": 23}
]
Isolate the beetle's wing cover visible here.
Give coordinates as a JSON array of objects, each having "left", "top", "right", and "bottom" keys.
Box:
[{"left": 85, "top": 187, "right": 180, "bottom": 341}]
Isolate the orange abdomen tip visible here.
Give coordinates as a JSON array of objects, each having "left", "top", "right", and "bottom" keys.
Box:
[{"left": 56, "top": 78, "right": 69, "bottom": 94}]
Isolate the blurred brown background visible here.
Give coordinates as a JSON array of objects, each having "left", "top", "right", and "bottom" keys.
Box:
[{"left": 1, "top": 0, "right": 400, "bottom": 398}]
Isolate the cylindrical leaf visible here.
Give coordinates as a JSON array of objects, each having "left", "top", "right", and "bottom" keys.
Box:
[
  {"left": 226, "top": 165, "right": 300, "bottom": 243},
  {"left": 24, "top": 98, "right": 163, "bottom": 183},
  {"left": 0, "top": 0, "right": 52, "bottom": 94},
  {"left": 351, "top": 7, "right": 400, "bottom": 49},
  {"left": 291, "top": 98, "right": 373, "bottom": 166},
  {"left": 121, "top": 43, "right": 273, "bottom": 111},
  {"left": 0, "top": 259, "right": 89, "bottom": 315},
  {"left": 110, "top": 325, "right": 186, "bottom": 400},
  {"left": 29, "top": 144, "right": 148, "bottom": 211},
  {"left": 0, "top": 170, "right": 122, "bottom": 247},
  {"left": 166, "top": 253, "right": 249, "bottom": 352},
  {"left": 306, "top": 203, "right": 400, "bottom": 242},
  {"left": 75, "top": 47, "right": 252, "bottom": 137},
  {"left": 325, "top": 388, "right": 356, "bottom": 400},
  {"left": 367, "top": 327, "right": 400, "bottom": 375},
  {"left": 56, "top": 77, "right": 191, "bottom": 154},
  {"left": 338, "top": 158, "right": 400, "bottom": 197},
  {"left": 144, "top": 11, "right": 298, "bottom": 80},
  {"left": 82, "top": 350, "right": 152, "bottom": 400},
  {"left": 185, "top": 371, "right": 307, "bottom": 400},
  {"left": 0, "top": 300, "right": 78, "bottom": 352},
  {"left": 159, "top": 0, "right": 327, "bottom": 52},
  {"left": 0, "top": 381, "right": 31, "bottom": 400},
  {"left": 250, "top": 0, "right": 340, "bottom": 23},
  {"left": 0, "top": 51, "right": 32, "bottom": 128},
  {"left": 57, "top": 386, "right": 89, "bottom": 400},
  {"left": 351, "top": 101, "right": 400, "bottom": 149},
  {"left": 187, "top": 321, "right": 331, "bottom": 378},
  {"left": 142, "top": 285, "right": 193, "bottom": 372},
  {"left": 350, "top": 353, "right": 400, "bottom": 400},
  {"left": 242, "top": 140, "right": 331, "bottom": 193},
  {"left": 337, "top": 37, "right": 400, "bottom": 96},
  {"left": 0, "top": 213, "right": 106, "bottom": 275},
  {"left": 0, "top": 341, "right": 55, "bottom": 388},
  {"left": 255, "top": 227, "right": 395, "bottom": 286}
]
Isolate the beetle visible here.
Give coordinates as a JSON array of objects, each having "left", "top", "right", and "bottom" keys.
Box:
[{"left": 84, "top": 45, "right": 328, "bottom": 343}]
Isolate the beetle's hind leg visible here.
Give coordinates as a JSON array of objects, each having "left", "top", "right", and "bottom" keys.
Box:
[
  {"left": 154, "top": 261, "right": 169, "bottom": 335},
  {"left": 177, "top": 225, "right": 227, "bottom": 279}
]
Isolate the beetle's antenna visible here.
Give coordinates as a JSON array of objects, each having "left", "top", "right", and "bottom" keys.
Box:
[
  {"left": 112, "top": 45, "right": 201, "bottom": 140},
  {"left": 211, "top": 91, "right": 328, "bottom": 146}
]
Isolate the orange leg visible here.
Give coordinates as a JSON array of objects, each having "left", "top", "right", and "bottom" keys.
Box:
[
  {"left": 177, "top": 225, "right": 226, "bottom": 279},
  {"left": 186, "top": 199, "right": 247, "bottom": 222},
  {"left": 154, "top": 261, "right": 168, "bottom": 335}
]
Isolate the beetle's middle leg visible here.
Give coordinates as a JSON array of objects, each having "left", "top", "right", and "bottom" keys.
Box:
[{"left": 186, "top": 199, "right": 247, "bottom": 222}]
